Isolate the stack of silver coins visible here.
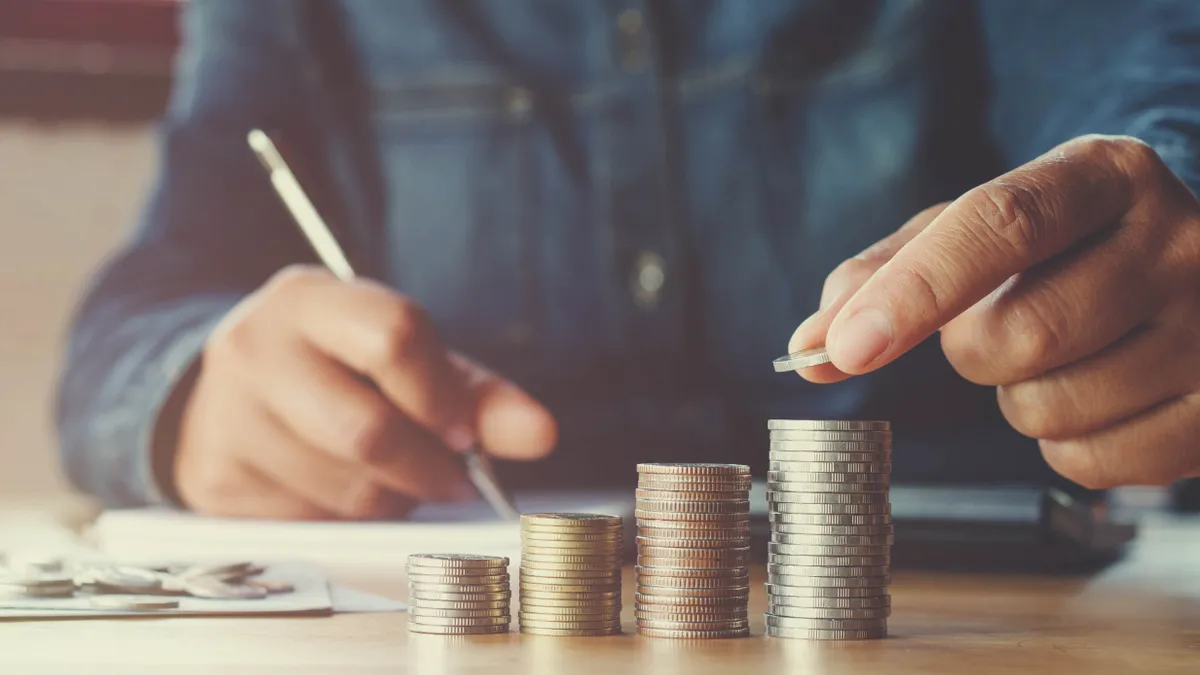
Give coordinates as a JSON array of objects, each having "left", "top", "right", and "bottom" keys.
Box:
[
  {"left": 407, "top": 554, "right": 511, "bottom": 635},
  {"left": 519, "top": 513, "right": 623, "bottom": 636},
  {"left": 765, "top": 420, "right": 892, "bottom": 640},
  {"left": 634, "top": 463, "right": 752, "bottom": 639}
]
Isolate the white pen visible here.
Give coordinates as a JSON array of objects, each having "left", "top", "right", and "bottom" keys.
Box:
[{"left": 247, "top": 128, "right": 520, "bottom": 520}]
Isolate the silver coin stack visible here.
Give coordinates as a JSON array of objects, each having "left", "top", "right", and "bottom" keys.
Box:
[
  {"left": 407, "top": 554, "right": 511, "bottom": 635},
  {"left": 635, "top": 463, "right": 752, "bottom": 639},
  {"left": 765, "top": 420, "right": 892, "bottom": 640},
  {"left": 519, "top": 513, "right": 623, "bottom": 636}
]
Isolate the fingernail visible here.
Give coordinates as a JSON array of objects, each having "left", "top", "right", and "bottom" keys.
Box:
[
  {"left": 444, "top": 424, "right": 477, "bottom": 453},
  {"left": 833, "top": 308, "right": 892, "bottom": 369},
  {"left": 788, "top": 311, "right": 823, "bottom": 353}
]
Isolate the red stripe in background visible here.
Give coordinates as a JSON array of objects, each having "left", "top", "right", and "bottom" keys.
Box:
[{"left": 0, "top": 0, "right": 182, "bottom": 49}]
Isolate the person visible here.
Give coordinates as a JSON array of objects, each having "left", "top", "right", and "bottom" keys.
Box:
[{"left": 56, "top": 0, "right": 1200, "bottom": 519}]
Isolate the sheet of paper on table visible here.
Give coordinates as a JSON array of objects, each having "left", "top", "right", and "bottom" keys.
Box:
[
  {"left": 89, "top": 489, "right": 634, "bottom": 569},
  {"left": 0, "top": 560, "right": 403, "bottom": 620}
]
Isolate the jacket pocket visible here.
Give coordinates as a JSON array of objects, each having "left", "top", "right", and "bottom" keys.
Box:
[{"left": 368, "top": 73, "right": 539, "bottom": 359}]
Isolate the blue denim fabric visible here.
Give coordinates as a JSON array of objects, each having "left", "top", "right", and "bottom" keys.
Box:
[{"left": 56, "top": 0, "right": 1200, "bottom": 506}]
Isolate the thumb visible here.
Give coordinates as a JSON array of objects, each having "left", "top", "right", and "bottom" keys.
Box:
[
  {"left": 447, "top": 353, "right": 558, "bottom": 461},
  {"left": 788, "top": 202, "right": 951, "bottom": 383}
]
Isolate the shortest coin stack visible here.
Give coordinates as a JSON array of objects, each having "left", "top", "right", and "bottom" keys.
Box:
[
  {"left": 407, "top": 554, "right": 511, "bottom": 635},
  {"left": 519, "top": 513, "right": 624, "bottom": 636},
  {"left": 635, "top": 463, "right": 752, "bottom": 639}
]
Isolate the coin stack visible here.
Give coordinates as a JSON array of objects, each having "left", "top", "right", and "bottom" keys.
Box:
[
  {"left": 407, "top": 554, "right": 512, "bottom": 635},
  {"left": 519, "top": 513, "right": 623, "bottom": 636},
  {"left": 765, "top": 420, "right": 892, "bottom": 640},
  {"left": 634, "top": 463, "right": 752, "bottom": 639}
]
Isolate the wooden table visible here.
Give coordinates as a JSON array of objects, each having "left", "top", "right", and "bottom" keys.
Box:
[{"left": 1, "top": 505, "right": 1198, "bottom": 674}]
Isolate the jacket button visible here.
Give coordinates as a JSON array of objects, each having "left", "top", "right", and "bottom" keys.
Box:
[
  {"left": 616, "top": 9, "right": 647, "bottom": 73},
  {"left": 631, "top": 250, "right": 666, "bottom": 309}
]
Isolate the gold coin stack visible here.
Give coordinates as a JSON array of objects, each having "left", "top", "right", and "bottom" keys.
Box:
[
  {"left": 519, "top": 513, "right": 624, "bottom": 636},
  {"left": 407, "top": 553, "right": 511, "bottom": 635},
  {"left": 634, "top": 463, "right": 752, "bottom": 639}
]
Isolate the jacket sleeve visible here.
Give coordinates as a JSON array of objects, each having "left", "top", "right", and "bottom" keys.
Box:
[
  {"left": 980, "top": 0, "right": 1200, "bottom": 192},
  {"left": 55, "top": 0, "right": 341, "bottom": 507}
]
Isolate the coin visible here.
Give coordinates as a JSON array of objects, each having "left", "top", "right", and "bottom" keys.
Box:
[
  {"left": 408, "top": 590, "right": 511, "bottom": 602},
  {"left": 521, "top": 513, "right": 623, "bottom": 528},
  {"left": 636, "top": 574, "right": 750, "bottom": 589},
  {"left": 637, "top": 546, "right": 750, "bottom": 559},
  {"left": 520, "top": 626, "right": 621, "bottom": 636},
  {"left": 634, "top": 511, "right": 750, "bottom": 523},
  {"left": 766, "top": 583, "right": 890, "bottom": 598},
  {"left": 768, "top": 604, "right": 891, "bottom": 620},
  {"left": 768, "top": 542, "right": 890, "bottom": 557},
  {"left": 407, "top": 554, "right": 509, "bottom": 570},
  {"left": 409, "top": 607, "right": 511, "bottom": 619},
  {"left": 636, "top": 618, "right": 750, "bottom": 631},
  {"left": 635, "top": 535, "right": 749, "bottom": 548},
  {"left": 633, "top": 518, "right": 750, "bottom": 531},
  {"left": 768, "top": 430, "right": 891, "bottom": 441},
  {"left": 635, "top": 593, "right": 747, "bottom": 606},
  {"left": 766, "top": 625, "right": 886, "bottom": 640},
  {"left": 407, "top": 615, "right": 510, "bottom": 627},
  {"left": 635, "top": 608, "right": 749, "bottom": 619},
  {"left": 183, "top": 577, "right": 268, "bottom": 599},
  {"left": 519, "top": 590, "right": 621, "bottom": 601},
  {"left": 772, "top": 532, "right": 894, "bottom": 546},
  {"left": 772, "top": 347, "right": 831, "bottom": 371},
  {"left": 520, "top": 553, "right": 622, "bottom": 565},
  {"left": 636, "top": 480, "right": 752, "bottom": 492},
  {"left": 409, "top": 583, "right": 510, "bottom": 594},
  {"left": 89, "top": 596, "right": 179, "bottom": 611},
  {"left": 769, "top": 517, "right": 893, "bottom": 531},
  {"left": 768, "top": 492, "right": 889, "bottom": 504},
  {"left": 768, "top": 575, "right": 890, "bottom": 588},
  {"left": 768, "top": 468, "right": 889, "bottom": 482},
  {"left": 765, "top": 615, "right": 888, "bottom": 631},
  {"left": 636, "top": 565, "right": 748, "bottom": 578},
  {"left": 634, "top": 489, "right": 748, "bottom": 501},
  {"left": 518, "top": 602, "right": 620, "bottom": 614},
  {"left": 768, "top": 420, "right": 890, "bottom": 431},
  {"left": 637, "top": 586, "right": 750, "bottom": 598},
  {"left": 769, "top": 563, "right": 890, "bottom": 578},
  {"left": 408, "top": 573, "right": 510, "bottom": 585},
  {"left": 766, "top": 594, "right": 890, "bottom": 608},
  {"left": 637, "top": 463, "right": 750, "bottom": 476},
  {"left": 638, "top": 626, "right": 749, "bottom": 639},
  {"left": 768, "top": 442, "right": 890, "bottom": 455},
  {"left": 769, "top": 554, "right": 890, "bottom": 567},
  {"left": 520, "top": 531, "right": 623, "bottom": 542},
  {"left": 634, "top": 500, "right": 750, "bottom": 514},
  {"left": 409, "top": 599, "right": 511, "bottom": 610},
  {"left": 769, "top": 465, "right": 889, "bottom": 477},
  {"left": 769, "top": 503, "right": 891, "bottom": 516},
  {"left": 408, "top": 623, "right": 509, "bottom": 635}
]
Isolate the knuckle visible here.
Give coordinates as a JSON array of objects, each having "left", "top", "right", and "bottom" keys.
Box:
[
  {"left": 969, "top": 182, "right": 1046, "bottom": 259},
  {"left": 1097, "top": 135, "right": 1161, "bottom": 175},
  {"left": 1040, "top": 441, "right": 1118, "bottom": 490},
  {"left": 338, "top": 481, "right": 393, "bottom": 519},
  {"left": 374, "top": 298, "right": 429, "bottom": 364},
  {"left": 997, "top": 384, "right": 1062, "bottom": 440},
  {"left": 343, "top": 406, "right": 392, "bottom": 464},
  {"left": 1003, "top": 304, "right": 1064, "bottom": 375},
  {"left": 265, "top": 264, "right": 325, "bottom": 297}
]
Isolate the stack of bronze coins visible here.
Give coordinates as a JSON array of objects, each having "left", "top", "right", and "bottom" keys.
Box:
[
  {"left": 519, "top": 513, "right": 624, "bottom": 636},
  {"left": 765, "top": 420, "right": 892, "bottom": 640},
  {"left": 634, "top": 463, "right": 752, "bottom": 639},
  {"left": 406, "top": 554, "right": 511, "bottom": 635}
]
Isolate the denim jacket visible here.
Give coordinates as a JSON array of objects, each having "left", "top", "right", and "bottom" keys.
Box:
[{"left": 57, "top": 0, "right": 1200, "bottom": 506}]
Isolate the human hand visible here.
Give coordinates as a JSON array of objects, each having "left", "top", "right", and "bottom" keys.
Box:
[
  {"left": 173, "top": 266, "right": 557, "bottom": 519},
  {"left": 789, "top": 135, "right": 1200, "bottom": 488}
]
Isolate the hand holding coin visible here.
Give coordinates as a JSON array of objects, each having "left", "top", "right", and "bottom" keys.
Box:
[{"left": 789, "top": 135, "right": 1200, "bottom": 489}]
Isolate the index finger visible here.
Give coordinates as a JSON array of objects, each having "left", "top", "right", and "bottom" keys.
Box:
[{"left": 825, "top": 135, "right": 1149, "bottom": 374}]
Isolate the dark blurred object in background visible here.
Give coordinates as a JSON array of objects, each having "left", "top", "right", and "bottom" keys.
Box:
[
  {"left": 0, "top": 0, "right": 180, "bottom": 121},
  {"left": 1171, "top": 478, "right": 1200, "bottom": 513}
]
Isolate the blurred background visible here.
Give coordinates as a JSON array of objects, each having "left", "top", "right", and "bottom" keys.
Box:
[{"left": 1, "top": 0, "right": 178, "bottom": 498}]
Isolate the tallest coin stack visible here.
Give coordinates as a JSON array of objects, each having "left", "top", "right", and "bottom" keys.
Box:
[{"left": 765, "top": 421, "right": 892, "bottom": 640}]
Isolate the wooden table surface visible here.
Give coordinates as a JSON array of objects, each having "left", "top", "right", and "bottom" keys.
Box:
[{"left": 1, "top": 505, "right": 1198, "bottom": 675}]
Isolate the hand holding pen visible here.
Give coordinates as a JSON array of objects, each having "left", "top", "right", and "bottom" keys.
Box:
[{"left": 162, "top": 130, "right": 557, "bottom": 521}]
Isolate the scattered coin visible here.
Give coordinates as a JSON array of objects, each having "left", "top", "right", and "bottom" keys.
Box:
[{"left": 89, "top": 596, "right": 180, "bottom": 611}]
